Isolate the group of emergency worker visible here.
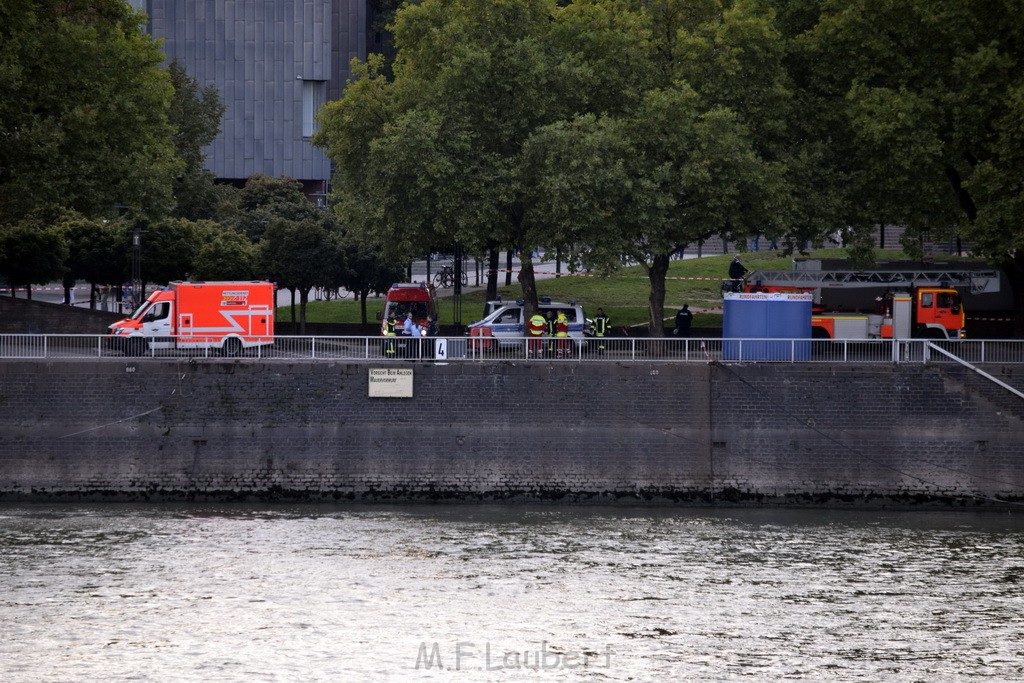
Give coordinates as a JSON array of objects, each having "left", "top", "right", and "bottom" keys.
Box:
[
  {"left": 526, "top": 308, "right": 611, "bottom": 357},
  {"left": 384, "top": 311, "right": 437, "bottom": 357}
]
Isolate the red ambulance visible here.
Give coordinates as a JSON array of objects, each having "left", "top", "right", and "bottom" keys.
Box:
[{"left": 108, "top": 281, "right": 275, "bottom": 356}]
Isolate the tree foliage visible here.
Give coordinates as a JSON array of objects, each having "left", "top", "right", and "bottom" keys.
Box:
[
  {"left": 167, "top": 58, "right": 228, "bottom": 221},
  {"left": 191, "top": 224, "right": 256, "bottom": 281},
  {"left": 0, "top": 223, "right": 67, "bottom": 296},
  {"left": 0, "top": 0, "right": 180, "bottom": 225},
  {"left": 235, "top": 175, "right": 345, "bottom": 330},
  {"left": 318, "top": 0, "right": 792, "bottom": 332},
  {"left": 257, "top": 218, "right": 345, "bottom": 332},
  {"left": 137, "top": 217, "right": 203, "bottom": 287},
  {"left": 316, "top": 0, "right": 569, "bottom": 318},
  {"left": 59, "top": 215, "right": 128, "bottom": 305},
  {"left": 784, "top": 0, "right": 1024, "bottom": 330},
  {"left": 337, "top": 241, "right": 406, "bottom": 324}
]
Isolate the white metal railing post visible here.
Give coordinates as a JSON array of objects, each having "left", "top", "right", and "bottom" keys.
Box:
[{"left": 311, "top": 337, "right": 316, "bottom": 360}]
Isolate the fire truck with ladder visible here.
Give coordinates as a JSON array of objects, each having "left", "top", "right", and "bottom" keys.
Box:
[{"left": 739, "top": 265, "right": 1001, "bottom": 340}]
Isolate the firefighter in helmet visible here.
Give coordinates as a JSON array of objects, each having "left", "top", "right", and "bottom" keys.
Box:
[
  {"left": 527, "top": 311, "right": 546, "bottom": 357},
  {"left": 593, "top": 307, "right": 609, "bottom": 354}
]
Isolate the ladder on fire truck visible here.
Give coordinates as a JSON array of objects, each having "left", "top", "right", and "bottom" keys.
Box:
[{"left": 744, "top": 268, "right": 1001, "bottom": 294}]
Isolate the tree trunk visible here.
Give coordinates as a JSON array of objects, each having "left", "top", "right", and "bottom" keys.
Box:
[
  {"left": 289, "top": 287, "right": 296, "bottom": 323},
  {"left": 505, "top": 249, "right": 513, "bottom": 287},
  {"left": 360, "top": 290, "right": 368, "bottom": 324},
  {"left": 517, "top": 255, "right": 540, "bottom": 321},
  {"left": 299, "top": 286, "right": 310, "bottom": 335},
  {"left": 647, "top": 254, "right": 670, "bottom": 337}
]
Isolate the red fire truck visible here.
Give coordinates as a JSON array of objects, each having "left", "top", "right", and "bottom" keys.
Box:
[
  {"left": 741, "top": 266, "right": 1000, "bottom": 340},
  {"left": 108, "top": 281, "right": 275, "bottom": 356}
]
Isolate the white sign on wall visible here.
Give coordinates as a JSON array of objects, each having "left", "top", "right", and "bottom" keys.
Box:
[{"left": 368, "top": 367, "right": 414, "bottom": 398}]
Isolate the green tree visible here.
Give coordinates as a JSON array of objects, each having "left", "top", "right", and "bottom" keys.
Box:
[
  {"left": 522, "top": 0, "right": 791, "bottom": 332},
  {"left": 257, "top": 218, "right": 345, "bottom": 332},
  {"left": 791, "top": 0, "right": 1024, "bottom": 332},
  {"left": 338, "top": 241, "right": 406, "bottom": 324},
  {"left": 0, "top": 223, "right": 68, "bottom": 299},
  {"left": 137, "top": 217, "right": 203, "bottom": 288},
  {"left": 316, "top": 0, "right": 569, "bottom": 316},
  {"left": 236, "top": 175, "right": 321, "bottom": 241},
  {"left": 192, "top": 226, "right": 256, "bottom": 281},
  {"left": 0, "top": 0, "right": 180, "bottom": 224},
  {"left": 59, "top": 215, "right": 128, "bottom": 308},
  {"left": 318, "top": 0, "right": 793, "bottom": 331},
  {"left": 167, "top": 59, "right": 227, "bottom": 221}
]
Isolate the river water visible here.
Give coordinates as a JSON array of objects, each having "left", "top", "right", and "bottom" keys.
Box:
[{"left": 1, "top": 505, "right": 1022, "bottom": 681}]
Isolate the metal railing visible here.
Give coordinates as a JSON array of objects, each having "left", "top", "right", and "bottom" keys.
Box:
[{"left": 2, "top": 334, "right": 1024, "bottom": 364}]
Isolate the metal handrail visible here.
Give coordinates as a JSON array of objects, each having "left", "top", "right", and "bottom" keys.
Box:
[{"left": 2, "top": 334, "right": 1024, "bottom": 364}]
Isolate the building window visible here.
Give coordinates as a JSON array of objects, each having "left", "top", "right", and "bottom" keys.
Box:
[{"left": 303, "top": 80, "right": 325, "bottom": 138}]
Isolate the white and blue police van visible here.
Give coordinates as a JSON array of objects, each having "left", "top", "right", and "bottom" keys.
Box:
[{"left": 467, "top": 297, "right": 589, "bottom": 349}]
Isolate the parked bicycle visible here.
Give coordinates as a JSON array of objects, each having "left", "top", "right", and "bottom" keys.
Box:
[{"left": 433, "top": 264, "right": 467, "bottom": 288}]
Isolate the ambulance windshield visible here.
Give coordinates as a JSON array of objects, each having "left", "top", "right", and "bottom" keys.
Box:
[{"left": 130, "top": 301, "right": 152, "bottom": 320}]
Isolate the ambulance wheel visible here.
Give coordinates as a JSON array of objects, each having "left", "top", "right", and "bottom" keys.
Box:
[{"left": 222, "top": 338, "right": 243, "bottom": 357}]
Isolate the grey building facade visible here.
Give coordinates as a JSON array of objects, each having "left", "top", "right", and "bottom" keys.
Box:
[{"left": 130, "top": 0, "right": 369, "bottom": 198}]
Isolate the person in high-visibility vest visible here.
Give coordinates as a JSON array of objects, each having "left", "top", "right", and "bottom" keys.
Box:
[
  {"left": 527, "top": 312, "right": 546, "bottom": 357},
  {"left": 384, "top": 311, "right": 398, "bottom": 357},
  {"left": 593, "top": 307, "right": 609, "bottom": 354},
  {"left": 555, "top": 311, "right": 570, "bottom": 357}
]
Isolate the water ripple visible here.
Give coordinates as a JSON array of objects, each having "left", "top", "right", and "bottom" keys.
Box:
[{"left": 0, "top": 505, "right": 1022, "bottom": 681}]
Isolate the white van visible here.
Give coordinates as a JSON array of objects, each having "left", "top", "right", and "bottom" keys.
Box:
[{"left": 467, "top": 299, "right": 589, "bottom": 349}]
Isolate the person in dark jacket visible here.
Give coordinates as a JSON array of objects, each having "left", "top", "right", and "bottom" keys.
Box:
[
  {"left": 728, "top": 256, "right": 748, "bottom": 292},
  {"left": 545, "top": 309, "right": 557, "bottom": 354},
  {"left": 674, "top": 304, "right": 694, "bottom": 337}
]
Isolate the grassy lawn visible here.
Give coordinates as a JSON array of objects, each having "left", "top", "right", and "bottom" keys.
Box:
[{"left": 279, "top": 248, "right": 933, "bottom": 328}]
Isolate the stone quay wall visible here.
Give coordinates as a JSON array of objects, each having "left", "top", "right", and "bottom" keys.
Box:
[{"left": 0, "top": 360, "right": 1021, "bottom": 507}]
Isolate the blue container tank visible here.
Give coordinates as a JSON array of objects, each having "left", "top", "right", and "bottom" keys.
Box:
[{"left": 722, "top": 293, "right": 813, "bottom": 361}]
